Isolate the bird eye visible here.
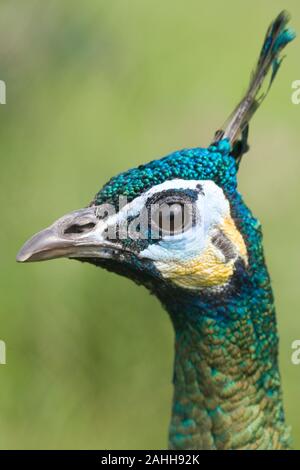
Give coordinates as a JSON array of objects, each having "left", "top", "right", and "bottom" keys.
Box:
[{"left": 150, "top": 201, "right": 193, "bottom": 237}]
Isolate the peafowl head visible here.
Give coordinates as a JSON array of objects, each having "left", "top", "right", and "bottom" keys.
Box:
[
  {"left": 16, "top": 139, "right": 249, "bottom": 296},
  {"left": 17, "top": 11, "right": 295, "bottom": 306}
]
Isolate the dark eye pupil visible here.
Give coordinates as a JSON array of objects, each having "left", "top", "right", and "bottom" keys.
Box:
[{"left": 153, "top": 202, "right": 190, "bottom": 236}]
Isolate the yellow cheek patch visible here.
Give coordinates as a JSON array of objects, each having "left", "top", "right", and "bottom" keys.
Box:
[
  {"left": 155, "top": 215, "right": 248, "bottom": 290},
  {"left": 156, "top": 244, "right": 235, "bottom": 289}
]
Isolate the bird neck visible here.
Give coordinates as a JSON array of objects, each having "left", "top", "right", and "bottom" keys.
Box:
[
  {"left": 161, "top": 285, "right": 290, "bottom": 450},
  {"left": 156, "top": 194, "right": 290, "bottom": 450}
]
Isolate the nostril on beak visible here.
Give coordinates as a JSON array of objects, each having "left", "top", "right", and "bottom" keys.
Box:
[{"left": 64, "top": 222, "right": 96, "bottom": 235}]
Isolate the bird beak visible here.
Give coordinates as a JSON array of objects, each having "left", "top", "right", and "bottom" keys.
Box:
[{"left": 16, "top": 206, "right": 121, "bottom": 263}]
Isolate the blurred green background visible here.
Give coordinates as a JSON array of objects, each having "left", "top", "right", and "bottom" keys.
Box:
[{"left": 0, "top": 0, "right": 299, "bottom": 449}]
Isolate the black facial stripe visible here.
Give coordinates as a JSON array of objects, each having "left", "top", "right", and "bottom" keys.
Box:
[
  {"left": 196, "top": 183, "right": 205, "bottom": 195},
  {"left": 211, "top": 229, "right": 237, "bottom": 263},
  {"left": 146, "top": 188, "right": 200, "bottom": 207}
]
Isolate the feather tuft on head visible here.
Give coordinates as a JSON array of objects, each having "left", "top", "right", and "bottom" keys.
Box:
[{"left": 214, "top": 10, "right": 296, "bottom": 165}]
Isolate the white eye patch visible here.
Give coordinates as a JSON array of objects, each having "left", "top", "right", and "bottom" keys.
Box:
[
  {"left": 136, "top": 180, "right": 231, "bottom": 262},
  {"left": 92, "top": 179, "right": 230, "bottom": 262}
]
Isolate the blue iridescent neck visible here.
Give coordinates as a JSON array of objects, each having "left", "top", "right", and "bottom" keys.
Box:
[{"left": 156, "top": 193, "right": 290, "bottom": 450}]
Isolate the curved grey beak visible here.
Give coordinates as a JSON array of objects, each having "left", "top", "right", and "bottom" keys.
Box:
[{"left": 16, "top": 207, "right": 120, "bottom": 263}]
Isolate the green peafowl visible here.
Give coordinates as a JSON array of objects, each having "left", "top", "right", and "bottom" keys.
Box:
[{"left": 17, "top": 12, "right": 295, "bottom": 450}]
